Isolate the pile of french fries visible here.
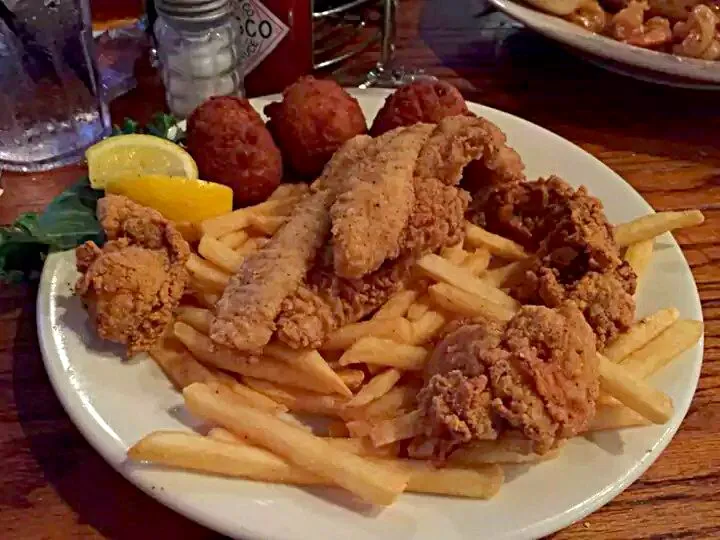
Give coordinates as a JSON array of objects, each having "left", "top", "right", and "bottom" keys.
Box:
[{"left": 129, "top": 185, "right": 704, "bottom": 507}]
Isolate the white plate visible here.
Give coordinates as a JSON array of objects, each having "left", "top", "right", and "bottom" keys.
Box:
[
  {"left": 489, "top": 0, "right": 720, "bottom": 85},
  {"left": 37, "top": 89, "right": 704, "bottom": 540}
]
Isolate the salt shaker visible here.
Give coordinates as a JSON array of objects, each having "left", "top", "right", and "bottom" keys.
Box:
[{"left": 154, "top": 0, "right": 244, "bottom": 117}]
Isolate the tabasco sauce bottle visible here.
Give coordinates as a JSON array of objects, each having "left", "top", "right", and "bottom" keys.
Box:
[{"left": 232, "top": 0, "right": 313, "bottom": 97}]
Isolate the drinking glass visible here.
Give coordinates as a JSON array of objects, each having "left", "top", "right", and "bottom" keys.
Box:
[{"left": 0, "top": 0, "right": 111, "bottom": 171}]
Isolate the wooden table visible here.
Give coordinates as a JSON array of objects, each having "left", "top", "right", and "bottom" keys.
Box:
[{"left": 1, "top": 0, "right": 718, "bottom": 538}]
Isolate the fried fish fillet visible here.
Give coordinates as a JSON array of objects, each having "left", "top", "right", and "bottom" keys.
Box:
[
  {"left": 330, "top": 124, "right": 434, "bottom": 279},
  {"left": 209, "top": 136, "right": 375, "bottom": 352},
  {"left": 277, "top": 116, "right": 522, "bottom": 349}
]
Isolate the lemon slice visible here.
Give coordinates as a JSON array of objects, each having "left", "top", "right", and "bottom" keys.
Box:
[
  {"left": 86, "top": 134, "right": 199, "bottom": 190},
  {"left": 106, "top": 175, "right": 233, "bottom": 223}
]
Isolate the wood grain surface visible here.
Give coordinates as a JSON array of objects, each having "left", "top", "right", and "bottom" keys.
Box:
[{"left": 1, "top": 0, "right": 718, "bottom": 538}]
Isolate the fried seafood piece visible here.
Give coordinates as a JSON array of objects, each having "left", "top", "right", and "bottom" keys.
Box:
[
  {"left": 471, "top": 176, "right": 637, "bottom": 346},
  {"left": 409, "top": 305, "right": 599, "bottom": 459},
  {"left": 187, "top": 96, "right": 282, "bottom": 206},
  {"left": 330, "top": 124, "right": 434, "bottom": 279},
  {"left": 209, "top": 136, "right": 378, "bottom": 352},
  {"left": 210, "top": 190, "right": 333, "bottom": 351},
  {"left": 522, "top": 266, "right": 637, "bottom": 349},
  {"left": 370, "top": 80, "right": 472, "bottom": 136},
  {"left": 414, "top": 115, "right": 525, "bottom": 189},
  {"left": 265, "top": 76, "right": 367, "bottom": 178},
  {"left": 276, "top": 255, "right": 414, "bottom": 349},
  {"left": 75, "top": 195, "right": 190, "bottom": 356},
  {"left": 276, "top": 117, "right": 515, "bottom": 348}
]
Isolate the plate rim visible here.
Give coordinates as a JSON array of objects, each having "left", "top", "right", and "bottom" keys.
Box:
[
  {"left": 489, "top": 0, "right": 720, "bottom": 84},
  {"left": 36, "top": 89, "right": 704, "bottom": 540}
]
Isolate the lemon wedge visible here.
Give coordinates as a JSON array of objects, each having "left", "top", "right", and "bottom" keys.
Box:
[
  {"left": 86, "top": 134, "right": 199, "bottom": 189},
  {"left": 106, "top": 175, "right": 233, "bottom": 223}
]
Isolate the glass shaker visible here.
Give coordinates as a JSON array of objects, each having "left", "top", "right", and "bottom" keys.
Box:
[{"left": 154, "top": 0, "right": 244, "bottom": 118}]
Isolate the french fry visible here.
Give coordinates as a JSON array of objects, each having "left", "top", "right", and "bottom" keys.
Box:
[
  {"left": 326, "top": 420, "right": 350, "bottom": 437},
  {"left": 200, "top": 197, "right": 299, "bottom": 238},
  {"left": 484, "top": 261, "right": 523, "bottom": 288},
  {"left": 183, "top": 383, "right": 410, "bottom": 505},
  {"left": 130, "top": 431, "right": 499, "bottom": 498},
  {"left": 129, "top": 430, "right": 323, "bottom": 484},
  {"left": 623, "top": 239, "right": 654, "bottom": 282},
  {"left": 208, "top": 426, "right": 252, "bottom": 446},
  {"left": 268, "top": 184, "right": 308, "bottom": 200},
  {"left": 372, "top": 290, "right": 419, "bottom": 320},
  {"left": 235, "top": 236, "right": 269, "bottom": 256},
  {"left": 186, "top": 253, "right": 231, "bottom": 290},
  {"left": 603, "top": 307, "right": 680, "bottom": 363},
  {"left": 176, "top": 306, "right": 213, "bottom": 334},
  {"left": 347, "top": 369, "right": 402, "bottom": 408},
  {"left": 464, "top": 223, "right": 528, "bottom": 260},
  {"left": 205, "top": 367, "right": 239, "bottom": 387},
  {"left": 243, "top": 378, "right": 348, "bottom": 417},
  {"left": 263, "top": 342, "right": 352, "bottom": 397},
  {"left": 406, "top": 294, "right": 432, "bottom": 321},
  {"left": 417, "top": 254, "right": 520, "bottom": 312},
  {"left": 409, "top": 310, "right": 447, "bottom": 345},
  {"left": 230, "top": 382, "right": 288, "bottom": 414},
  {"left": 441, "top": 243, "right": 467, "bottom": 264},
  {"left": 343, "top": 384, "right": 420, "bottom": 421},
  {"left": 249, "top": 214, "right": 287, "bottom": 236},
  {"left": 588, "top": 403, "right": 651, "bottom": 431},
  {"left": 198, "top": 235, "right": 244, "bottom": 273},
  {"left": 461, "top": 248, "right": 491, "bottom": 276},
  {"left": 175, "top": 221, "right": 201, "bottom": 244},
  {"left": 173, "top": 322, "right": 331, "bottom": 394},
  {"left": 428, "top": 282, "right": 516, "bottom": 322},
  {"left": 597, "top": 354, "right": 674, "bottom": 424},
  {"left": 339, "top": 337, "right": 428, "bottom": 371},
  {"left": 448, "top": 439, "right": 561, "bottom": 465},
  {"left": 187, "top": 287, "right": 219, "bottom": 308},
  {"left": 211, "top": 426, "right": 397, "bottom": 457},
  {"left": 149, "top": 337, "right": 216, "bottom": 390},
  {"left": 336, "top": 369, "right": 365, "bottom": 391},
  {"left": 346, "top": 419, "right": 373, "bottom": 438},
  {"left": 219, "top": 229, "right": 250, "bottom": 249},
  {"left": 370, "top": 410, "right": 421, "bottom": 447},
  {"left": 614, "top": 210, "right": 704, "bottom": 247},
  {"left": 322, "top": 317, "right": 414, "bottom": 350},
  {"left": 620, "top": 319, "right": 703, "bottom": 379},
  {"left": 392, "top": 462, "right": 502, "bottom": 499}
]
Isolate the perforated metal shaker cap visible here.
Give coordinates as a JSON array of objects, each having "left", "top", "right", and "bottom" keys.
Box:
[{"left": 155, "top": 0, "right": 233, "bottom": 24}]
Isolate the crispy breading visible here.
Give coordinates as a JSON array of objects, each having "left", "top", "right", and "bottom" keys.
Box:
[
  {"left": 330, "top": 124, "right": 434, "bottom": 278},
  {"left": 210, "top": 190, "right": 332, "bottom": 351},
  {"left": 410, "top": 305, "right": 599, "bottom": 459},
  {"left": 276, "top": 116, "right": 519, "bottom": 349},
  {"left": 75, "top": 195, "right": 190, "bottom": 356},
  {"left": 471, "top": 176, "right": 637, "bottom": 347},
  {"left": 210, "top": 135, "right": 376, "bottom": 352}
]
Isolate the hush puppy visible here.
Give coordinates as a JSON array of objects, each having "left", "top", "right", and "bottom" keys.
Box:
[
  {"left": 264, "top": 76, "right": 367, "bottom": 178},
  {"left": 187, "top": 96, "right": 282, "bottom": 206},
  {"left": 370, "top": 80, "right": 471, "bottom": 136}
]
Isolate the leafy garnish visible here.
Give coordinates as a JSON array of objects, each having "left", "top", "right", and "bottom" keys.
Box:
[
  {"left": 111, "top": 112, "right": 185, "bottom": 144},
  {"left": 0, "top": 177, "right": 104, "bottom": 283}
]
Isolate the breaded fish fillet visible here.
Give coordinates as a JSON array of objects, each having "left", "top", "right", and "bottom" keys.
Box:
[
  {"left": 209, "top": 136, "right": 374, "bottom": 352},
  {"left": 277, "top": 116, "right": 521, "bottom": 349},
  {"left": 330, "top": 124, "right": 434, "bottom": 279}
]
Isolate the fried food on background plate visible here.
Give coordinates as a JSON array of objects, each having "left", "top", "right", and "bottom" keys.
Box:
[
  {"left": 370, "top": 80, "right": 472, "bottom": 136},
  {"left": 75, "top": 195, "right": 190, "bottom": 356},
  {"left": 265, "top": 76, "right": 367, "bottom": 178},
  {"left": 186, "top": 96, "right": 282, "bottom": 207}
]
